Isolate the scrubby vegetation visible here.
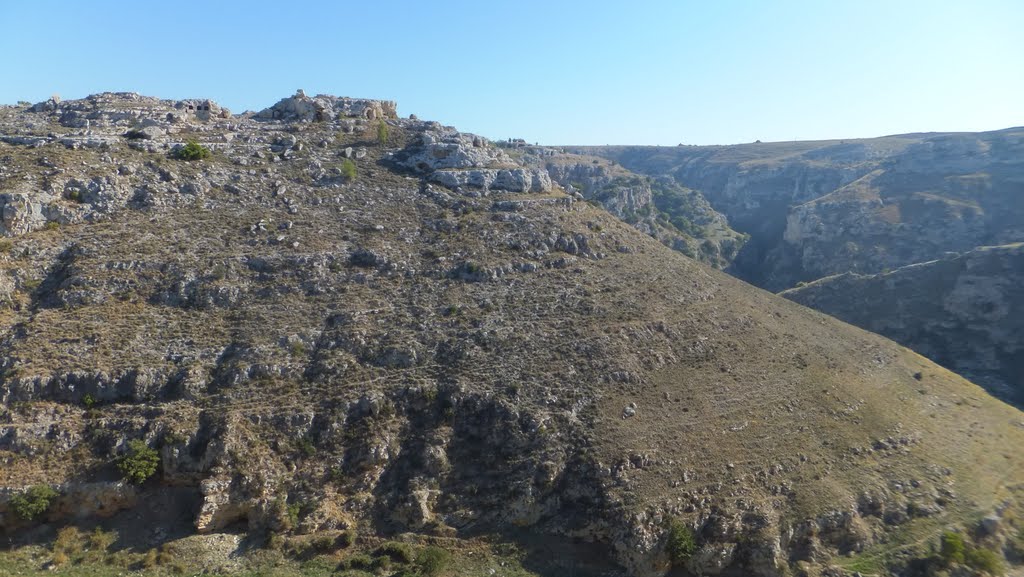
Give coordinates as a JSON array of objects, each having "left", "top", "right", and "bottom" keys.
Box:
[
  {"left": 175, "top": 139, "right": 211, "bottom": 161},
  {"left": 939, "top": 531, "right": 966, "bottom": 565},
  {"left": 9, "top": 484, "right": 57, "bottom": 521},
  {"left": 117, "top": 439, "right": 159, "bottom": 484},
  {"left": 666, "top": 519, "right": 697, "bottom": 566},
  {"left": 342, "top": 158, "right": 357, "bottom": 180},
  {"left": 965, "top": 547, "right": 1006, "bottom": 575},
  {"left": 415, "top": 546, "right": 451, "bottom": 576},
  {"left": 376, "top": 541, "right": 416, "bottom": 564}
]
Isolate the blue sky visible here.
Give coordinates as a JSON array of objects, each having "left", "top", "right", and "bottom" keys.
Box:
[{"left": 2, "top": 0, "right": 1021, "bottom": 145}]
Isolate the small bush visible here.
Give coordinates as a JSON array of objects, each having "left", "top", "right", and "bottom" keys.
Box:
[
  {"left": 337, "top": 529, "right": 356, "bottom": 548},
  {"left": 142, "top": 549, "right": 159, "bottom": 569},
  {"left": 342, "top": 553, "right": 374, "bottom": 570},
  {"left": 175, "top": 140, "right": 211, "bottom": 161},
  {"left": 311, "top": 535, "right": 335, "bottom": 553},
  {"left": 286, "top": 503, "right": 302, "bottom": 528},
  {"left": 416, "top": 546, "right": 451, "bottom": 577},
  {"left": 88, "top": 527, "right": 117, "bottom": 552},
  {"left": 10, "top": 484, "right": 58, "bottom": 521},
  {"left": 265, "top": 532, "right": 285, "bottom": 550},
  {"left": 156, "top": 547, "right": 177, "bottom": 567},
  {"left": 51, "top": 550, "right": 70, "bottom": 566},
  {"left": 965, "top": 547, "right": 1005, "bottom": 575},
  {"left": 940, "top": 531, "right": 966, "bottom": 566},
  {"left": 341, "top": 159, "right": 357, "bottom": 181},
  {"left": 666, "top": 520, "right": 697, "bottom": 565},
  {"left": 376, "top": 541, "right": 415, "bottom": 564},
  {"left": 377, "top": 121, "right": 389, "bottom": 146},
  {"left": 117, "top": 439, "right": 160, "bottom": 484},
  {"left": 53, "top": 526, "right": 83, "bottom": 556}
]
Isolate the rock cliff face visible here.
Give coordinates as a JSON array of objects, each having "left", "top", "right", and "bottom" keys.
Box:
[
  {"left": 543, "top": 153, "right": 746, "bottom": 268},
  {"left": 0, "top": 94, "right": 1022, "bottom": 577},
  {"left": 782, "top": 243, "right": 1024, "bottom": 406},
  {"left": 578, "top": 128, "right": 1024, "bottom": 291}
]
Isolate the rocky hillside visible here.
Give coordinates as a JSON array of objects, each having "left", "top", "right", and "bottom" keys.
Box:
[
  {"left": 782, "top": 243, "right": 1024, "bottom": 407},
  {"left": 575, "top": 129, "right": 1024, "bottom": 406},
  {"left": 0, "top": 92, "right": 1023, "bottom": 577},
  {"left": 540, "top": 151, "right": 746, "bottom": 268}
]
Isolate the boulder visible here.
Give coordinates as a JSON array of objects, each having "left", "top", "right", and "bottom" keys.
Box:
[{"left": 255, "top": 90, "right": 397, "bottom": 122}]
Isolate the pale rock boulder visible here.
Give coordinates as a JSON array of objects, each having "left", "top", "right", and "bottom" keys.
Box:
[
  {"left": 399, "top": 125, "right": 507, "bottom": 171},
  {"left": 0, "top": 192, "right": 50, "bottom": 235},
  {"left": 429, "top": 168, "right": 552, "bottom": 193},
  {"left": 256, "top": 90, "right": 397, "bottom": 122},
  {"left": 195, "top": 477, "right": 250, "bottom": 533},
  {"left": 397, "top": 125, "right": 553, "bottom": 193}
]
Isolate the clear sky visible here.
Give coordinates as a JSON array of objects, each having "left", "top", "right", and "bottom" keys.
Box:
[{"left": 2, "top": 0, "right": 1021, "bottom": 145}]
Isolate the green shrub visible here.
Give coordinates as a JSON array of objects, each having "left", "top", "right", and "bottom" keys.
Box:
[
  {"left": 342, "top": 553, "right": 374, "bottom": 570},
  {"left": 416, "top": 546, "right": 450, "bottom": 576},
  {"left": 265, "top": 532, "right": 285, "bottom": 550},
  {"left": 283, "top": 502, "right": 301, "bottom": 527},
  {"left": 117, "top": 439, "right": 160, "bottom": 484},
  {"left": 341, "top": 159, "right": 357, "bottom": 181},
  {"left": 175, "top": 140, "right": 211, "bottom": 161},
  {"left": 10, "top": 484, "right": 58, "bottom": 521},
  {"left": 666, "top": 520, "right": 697, "bottom": 565},
  {"left": 310, "top": 535, "right": 335, "bottom": 553},
  {"left": 337, "top": 529, "right": 356, "bottom": 548},
  {"left": 377, "top": 121, "right": 389, "bottom": 146},
  {"left": 965, "top": 547, "right": 1005, "bottom": 575},
  {"left": 371, "top": 555, "right": 391, "bottom": 571},
  {"left": 939, "top": 531, "right": 966, "bottom": 566},
  {"left": 376, "top": 541, "right": 415, "bottom": 564}
]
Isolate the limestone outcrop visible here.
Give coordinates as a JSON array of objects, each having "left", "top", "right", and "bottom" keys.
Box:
[
  {"left": 255, "top": 89, "right": 397, "bottom": 122},
  {"left": 393, "top": 123, "right": 553, "bottom": 193}
]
